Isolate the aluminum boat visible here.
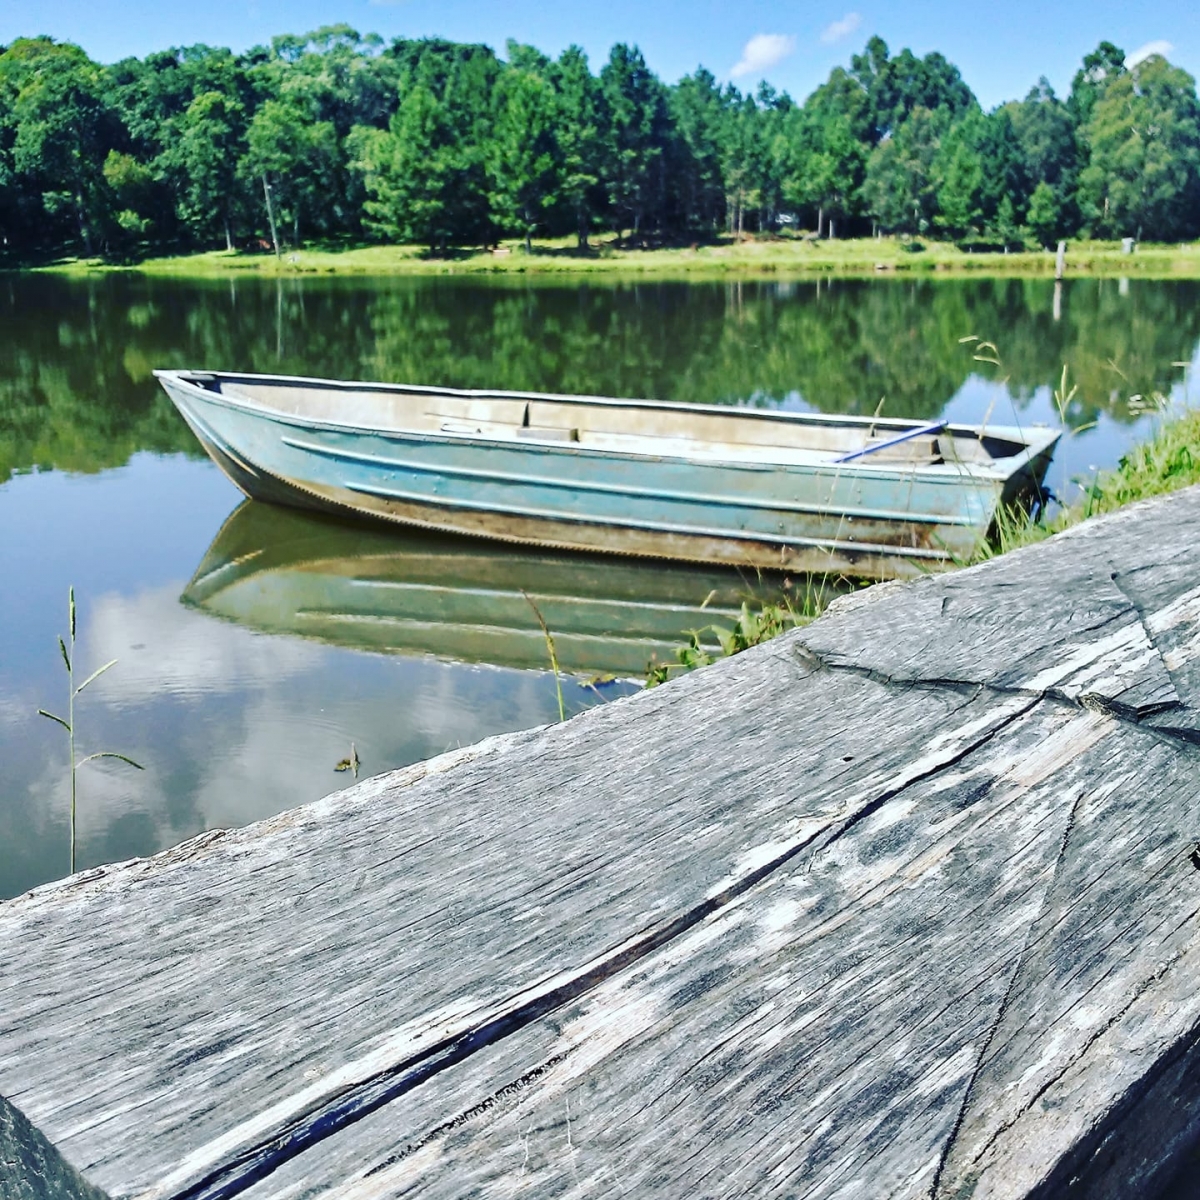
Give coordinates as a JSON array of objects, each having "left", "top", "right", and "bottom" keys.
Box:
[{"left": 156, "top": 369, "right": 1060, "bottom": 579}]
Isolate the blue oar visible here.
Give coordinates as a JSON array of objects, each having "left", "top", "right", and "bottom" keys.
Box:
[{"left": 833, "top": 420, "right": 947, "bottom": 464}]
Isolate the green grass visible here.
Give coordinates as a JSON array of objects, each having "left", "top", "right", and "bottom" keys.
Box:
[
  {"left": 983, "top": 404, "right": 1200, "bottom": 557},
  {"left": 645, "top": 599, "right": 801, "bottom": 687},
  {"left": 30, "top": 235, "right": 1200, "bottom": 281},
  {"left": 645, "top": 577, "right": 845, "bottom": 687}
]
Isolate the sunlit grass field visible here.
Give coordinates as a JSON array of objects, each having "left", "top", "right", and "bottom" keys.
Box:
[{"left": 36, "top": 236, "right": 1200, "bottom": 280}]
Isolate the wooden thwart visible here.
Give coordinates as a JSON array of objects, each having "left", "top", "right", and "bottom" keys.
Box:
[{"left": 3, "top": 487, "right": 1200, "bottom": 1199}]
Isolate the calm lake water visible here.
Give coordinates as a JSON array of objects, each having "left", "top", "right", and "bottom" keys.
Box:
[{"left": 2, "top": 272, "right": 1198, "bottom": 899}]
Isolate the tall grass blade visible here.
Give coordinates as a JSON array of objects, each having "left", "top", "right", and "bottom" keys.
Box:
[
  {"left": 77, "top": 751, "right": 144, "bottom": 770},
  {"left": 38, "top": 709, "right": 71, "bottom": 732},
  {"left": 75, "top": 659, "right": 118, "bottom": 694},
  {"left": 521, "top": 590, "right": 566, "bottom": 722},
  {"left": 39, "top": 585, "right": 142, "bottom": 875}
]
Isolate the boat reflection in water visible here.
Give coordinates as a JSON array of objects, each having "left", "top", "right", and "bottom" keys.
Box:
[{"left": 183, "top": 502, "right": 809, "bottom": 679}]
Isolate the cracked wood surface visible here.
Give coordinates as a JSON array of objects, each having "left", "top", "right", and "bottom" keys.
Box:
[{"left": 2, "top": 486, "right": 1200, "bottom": 1199}]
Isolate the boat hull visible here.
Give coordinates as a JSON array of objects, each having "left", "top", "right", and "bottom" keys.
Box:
[{"left": 159, "top": 372, "right": 1059, "bottom": 581}]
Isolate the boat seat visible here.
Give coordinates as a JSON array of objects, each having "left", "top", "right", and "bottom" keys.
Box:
[
  {"left": 516, "top": 426, "right": 580, "bottom": 442},
  {"left": 860, "top": 436, "right": 943, "bottom": 465}
]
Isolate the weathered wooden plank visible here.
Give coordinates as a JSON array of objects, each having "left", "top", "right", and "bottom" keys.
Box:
[
  {"left": 937, "top": 732, "right": 1200, "bottom": 1198},
  {"left": 236, "top": 704, "right": 1200, "bottom": 1199},
  {"left": 805, "top": 565, "right": 1176, "bottom": 717},
  {"left": 2, "top": 484, "right": 1200, "bottom": 1200},
  {"left": 0, "top": 649, "right": 1027, "bottom": 1198},
  {"left": 227, "top": 697, "right": 1076, "bottom": 1197},
  {"left": 801, "top": 485, "right": 1200, "bottom": 722}
]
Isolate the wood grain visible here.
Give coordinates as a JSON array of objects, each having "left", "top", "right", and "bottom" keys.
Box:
[{"left": 3, "top": 485, "right": 1200, "bottom": 1199}]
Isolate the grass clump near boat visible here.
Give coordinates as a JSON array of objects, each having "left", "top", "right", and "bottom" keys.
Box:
[
  {"left": 984, "top": 404, "right": 1200, "bottom": 559},
  {"left": 645, "top": 600, "right": 798, "bottom": 687},
  {"left": 645, "top": 579, "right": 841, "bottom": 687},
  {"left": 1075, "top": 407, "right": 1200, "bottom": 511}
]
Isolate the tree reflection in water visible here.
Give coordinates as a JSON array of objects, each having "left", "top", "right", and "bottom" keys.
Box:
[{"left": 2, "top": 273, "right": 1197, "bottom": 483}]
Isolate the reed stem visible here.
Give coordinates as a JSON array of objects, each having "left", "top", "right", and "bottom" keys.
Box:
[{"left": 522, "top": 590, "right": 566, "bottom": 722}]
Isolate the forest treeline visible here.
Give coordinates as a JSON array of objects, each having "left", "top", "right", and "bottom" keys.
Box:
[{"left": 2, "top": 27, "right": 1199, "bottom": 261}]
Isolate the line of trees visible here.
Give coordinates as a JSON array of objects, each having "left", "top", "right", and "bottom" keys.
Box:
[{"left": 2, "top": 27, "right": 1198, "bottom": 260}]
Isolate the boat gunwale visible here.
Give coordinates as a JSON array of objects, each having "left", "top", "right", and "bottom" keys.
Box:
[{"left": 154, "top": 369, "right": 1060, "bottom": 482}]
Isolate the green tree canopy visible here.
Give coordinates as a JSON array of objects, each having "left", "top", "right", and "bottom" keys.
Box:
[
  {"left": 488, "top": 46, "right": 564, "bottom": 250},
  {"left": 3, "top": 28, "right": 1200, "bottom": 259},
  {"left": 600, "top": 44, "right": 670, "bottom": 239},
  {"left": 553, "top": 46, "right": 603, "bottom": 245},
  {"left": 1070, "top": 41, "right": 1126, "bottom": 126},
  {"left": 1077, "top": 54, "right": 1200, "bottom": 240},
  {"left": 669, "top": 68, "right": 729, "bottom": 234},
  {"left": 850, "top": 36, "right": 975, "bottom": 143},
  {"left": 862, "top": 106, "right": 945, "bottom": 234},
  {"left": 0, "top": 37, "right": 123, "bottom": 253}
]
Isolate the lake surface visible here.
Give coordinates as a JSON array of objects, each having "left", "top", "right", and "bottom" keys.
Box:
[{"left": 2, "top": 272, "right": 1198, "bottom": 899}]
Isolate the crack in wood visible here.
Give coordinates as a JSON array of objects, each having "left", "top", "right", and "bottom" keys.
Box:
[
  {"left": 359, "top": 1052, "right": 572, "bottom": 1180},
  {"left": 799, "top": 698, "right": 1039, "bottom": 866},
  {"left": 929, "top": 788, "right": 1090, "bottom": 1199},
  {"left": 156, "top": 664, "right": 1169, "bottom": 1198},
  {"left": 794, "top": 635, "right": 1200, "bottom": 754},
  {"left": 161, "top": 696, "right": 1037, "bottom": 1200}
]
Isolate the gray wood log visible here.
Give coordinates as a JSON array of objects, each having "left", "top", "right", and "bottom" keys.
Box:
[
  {"left": 3, "top": 485, "right": 1200, "bottom": 1200},
  {"left": 232, "top": 702, "right": 1200, "bottom": 1200},
  {"left": 801, "top": 486, "right": 1200, "bottom": 730}
]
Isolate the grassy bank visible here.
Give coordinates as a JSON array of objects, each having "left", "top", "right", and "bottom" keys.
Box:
[
  {"left": 30, "top": 236, "right": 1200, "bottom": 281},
  {"left": 986, "top": 404, "right": 1200, "bottom": 557},
  {"left": 646, "top": 405, "right": 1200, "bottom": 684}
]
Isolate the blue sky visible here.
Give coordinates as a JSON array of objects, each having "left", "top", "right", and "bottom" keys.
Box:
[{"left": 2, "top": 0, "right": 1195, "bottom": 109}]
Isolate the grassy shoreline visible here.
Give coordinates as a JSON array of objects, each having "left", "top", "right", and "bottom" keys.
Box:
[
  {"left": 984, "top": 405, "right": 1200, "bottom": 557},
  {"left": 24, "top": 236, "right": 1200, "bottom": 281}
]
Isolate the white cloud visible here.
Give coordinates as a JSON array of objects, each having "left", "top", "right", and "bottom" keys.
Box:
[
  {"left": 1126, "top": 40, "right": 1173, "bottom": 68},
  {"left": 85, "top": 583, "right": 322, "bottom": 702},
  {"left": 731, "top": 33, "right": 797, "bottom": 79},
  {"left": 821, "top": 13, "right": 863, "bottom": 45},
  {"left": 24, "top": 582, "right": 565, "bottom": 848}
]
